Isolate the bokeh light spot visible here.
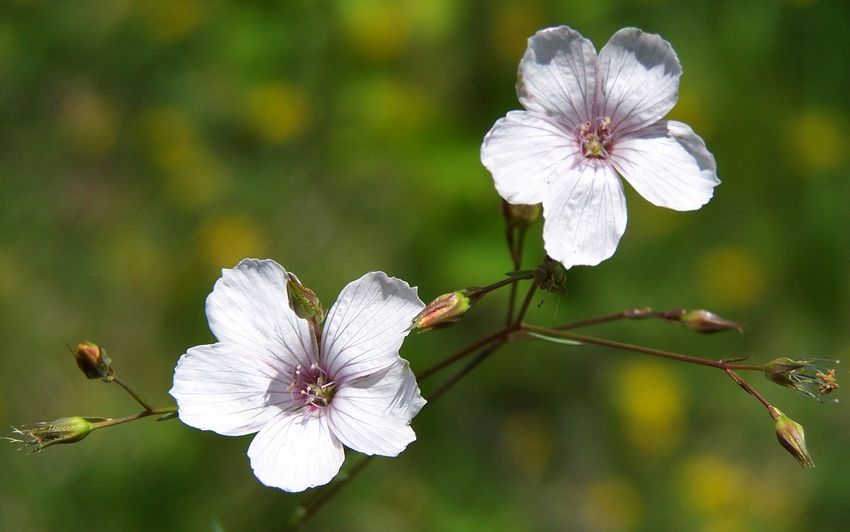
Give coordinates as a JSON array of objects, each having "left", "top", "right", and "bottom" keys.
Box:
[
  {"left": 338, "top": 0, "right": 413, "bottom": 62},
  {"left": 783, "top": 109, "right": 847, "bottom": 174},
  {"left": 140, "top": 106, "right": 227, "bottom": 210},
  {"left": 196, "top": 213, "right": 268, "bottom": 273},
  {"left": 697, "top": 247, "right": 766, "bottom": 309},
  {"left": 614, "top": 360, "right": 685, "bottom": 457},
  {"left": 582, "top": 477, "right": 642, "bottom": 531},
  {"left": 246, "top": 83, "right": 310, "bottom": 144},
  {"left": 499, "top": 412, "right": 554, "bottom": 479}
]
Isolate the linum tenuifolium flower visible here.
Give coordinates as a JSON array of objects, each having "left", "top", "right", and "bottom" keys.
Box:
[
  {"left": 170, "top": 259, "right": 426, "bottom": 492},
  {"left": 481, "top": 26, "right": 720, "bottom": 268}
]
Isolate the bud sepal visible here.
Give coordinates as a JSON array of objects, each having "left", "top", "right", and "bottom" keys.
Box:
[
  {"left": 769, "top": 406, "right": 814, "bottom": 468},
  {"left": 287, "top": 273, "right": 325, "bottom": 323},
  {"left": 5, "top": 416, "right": 105, "bottom": 453},
  {"left": 72, "top": 342, "right": 114, "bottom": 381},
  {"left": 411, "top": 291, "right": 471, "bottom": 332}
]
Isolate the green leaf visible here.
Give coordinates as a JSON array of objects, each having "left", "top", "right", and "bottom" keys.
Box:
[{"left": 526, "top": 331, "right": 582, "bottom": 346}]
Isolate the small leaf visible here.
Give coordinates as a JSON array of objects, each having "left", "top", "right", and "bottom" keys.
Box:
[{"left": 526, "top": 331, "right": 582, "bottom": 346}]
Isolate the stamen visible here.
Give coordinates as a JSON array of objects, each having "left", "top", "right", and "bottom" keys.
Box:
[{"left": 578, "top": 116, "right": 613, "bottom": 159}]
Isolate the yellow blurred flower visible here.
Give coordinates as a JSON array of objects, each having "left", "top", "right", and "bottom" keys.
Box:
[
  {"left": 783, "top": 109, "right": 847, "bottom": 174},
  {"left": 698, "top": 246, "right": 766, "bottom": 309},
  {"left": 136, "top": 0, "right": 206, "bottom": 42},
  {"left": 678, "top": 453, "right": 747, "bottom": 517},
  {"left": 614, "top": 360, "right": 685, "bottom": 457},
  {"left": 338, "top": 0, "right": 413, "bottom": 61},
  {"left": 140, "top": 106, "right": 226, "bottom": 210},
  {"left": 582, "top": 477, "right": 642, "bottom": 531},
  {"left": 58, "top": 83, "right": 120, "bottom": 157},
  {"left": 196, "top": 214, "right": 268, "bottom": 273},
  {"left": 246, "top": 82, "right": 310, "bottom": 144},
  {"left": 350, "top": 77, "right": 431, "bottom": 136},
  {"left": 499, "top": 412, "right": 554, "bottom": 479}
]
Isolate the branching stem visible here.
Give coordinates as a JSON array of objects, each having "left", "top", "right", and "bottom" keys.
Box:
[
  {"left": 111, "top": 376, "right": 155, "bottom": 411},
  {"left": 90, "top": 406, "right": 178, "bottom": 431}
]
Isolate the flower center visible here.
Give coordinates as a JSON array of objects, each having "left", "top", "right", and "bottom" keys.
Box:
[
  {"left": 290, "top": 363, "right": 336, "bottom": 409},
  {"left": 579, "top": 117, "right": 613, "bottom": 159}
]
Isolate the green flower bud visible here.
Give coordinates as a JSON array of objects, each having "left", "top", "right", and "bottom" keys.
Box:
[
  {"left": 7, "top": 416, "right": 104, "bottom": 453},
  {"left": 412, "top": 291, "right": 471, "bottom": 332},
  {"left": 287, "top": 273, "right": 324, "bottom": 323},
  {"left": 769, "top": 407, "right": 814, "bottom": 468},
  {"left": 73, "top": 342, "right": 114, "bottom": 381}
]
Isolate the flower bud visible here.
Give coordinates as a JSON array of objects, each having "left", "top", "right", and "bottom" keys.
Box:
[
  {"left": 7, "top": 416, "right": 103, "bottom": 453},
  {"left": 287, "top": 273, "right": 324, "bottom": 323},
  {"left": 73, "top": 342, "right": 114, "bottom": 381},
  {"left": 411, "top": 291, "right": 471, "bottom": 332},
  {"left": 679, "top": 309, "right": 744, "bottom": 334},
  {"left": 533, "top": 257, "right": 566, "bottom": 292},
  {"left": 769, "top": 407, "right": 814, "bottom": 468},
  {"left": 502, "top": 201, "right": 542, "bottom": 229},
  {"left": 764, "top": 357, "right": 840, "bottom": 401}
]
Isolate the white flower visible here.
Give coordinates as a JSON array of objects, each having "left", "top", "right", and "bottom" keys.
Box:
[
  {"left": 481, "top": 26, "right": 720, "bottom": 269},
  {"left": 170, "top": 259, "right": 426, "bottom": 492}
]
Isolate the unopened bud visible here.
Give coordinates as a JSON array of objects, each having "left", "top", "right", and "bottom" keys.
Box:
[
  {"left": 533, "top": 257, "right": 566, "bottom": 292},
  {"left": 287, "top": 273, "right": 324, "bottom": 323},
  {"left": 769, "top": 406, "right": 814, "bottom": 468},
  {"left": 6, "top": 416, "right": 103, "bottom": 453},
  {"left": 679, "top": 310, "right": 744, "bottom": 334},
  {"left": 412, "top": 291, "right": 471, "bottom": 332},
  {"left": 764, "top": 357, "right": 840, "bottom": 401},
  {"left": 502, "top": 201, "right": 542, "bottom": 229},
  {"left": 73, "top": 342, "right": 114, "bottom": 381}
]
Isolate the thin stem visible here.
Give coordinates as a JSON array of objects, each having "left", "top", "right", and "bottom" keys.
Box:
[
  {"left": 726, "top": 364, "right": 764, "bottom": 372},
  {"left": 426, "top": 340, "right": 507, "bottom": 404},
  {"left": 288, "top": 455, "right": 375, "bottom": 531},
  {"left": 287, "top": 339, "right": 511, "bottom": 531},
  {"left": 522, "top": 325, "right": 726, "bottom": 369},
  {"left": 470, "top": 272, "right": 532, "bottom": 302},
  {"left": 724, "top": 369, "right": 772, "bottom": 411},
  {"left": 89, "top": 406, "right": 178, "bottom": 431},
  {"left": 514, "top": 284, "right": 538, "bottom": 325},
  {"left": 521, "top": 324, "right": 774, "bottom": 413},
  {"left": 506, "top": 282, "right": 518, "bottom": 326},
  {"left": 112, "top": 377, "right": 154, "bottom": 411},
  {"left": 417, "top": 327, "right": 516, "bottom": 382},
  {"left": 505, "top": 226, "right": 526, "bottom": 325},
  {"left": 553, "top": 308, "right": 670, "bottom": 330}
]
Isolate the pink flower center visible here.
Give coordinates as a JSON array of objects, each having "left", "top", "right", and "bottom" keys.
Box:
[
  {"left": 289, "top": 363, "right": 336, "bottom": 409},
  {"left": 578, "top": 117, "right": 613, "bottom": 159}
]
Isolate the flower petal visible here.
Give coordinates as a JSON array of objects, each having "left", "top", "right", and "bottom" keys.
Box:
[
  {"left": 542, "top": 161, "right": 627, "bottom": 268},
  {"left": 170, "top": 342, "right": 294, "bottom": 436},
  {"left": 321, "top": 272, "right": 424, "bottom": 382},
  {"left": 247, "top": 412, "right": 344, "bottom": 492},
  {"left": 611, "top": 120, "right": 719, "bottom": 210},
  {"left": 206, "top": 259, "right": 316, "bottom": 369},
  {"left": 517, "top": 25, "right": 598, "bottom": 130},
  {"left": 598, "top": 28, "right": 681, "bottom": 135},
  {"left": 328, "top": 359, "right": 425, "bottom": 457},
  {"left": 481, "top": 110, "right": 582, "bottom": 204}
]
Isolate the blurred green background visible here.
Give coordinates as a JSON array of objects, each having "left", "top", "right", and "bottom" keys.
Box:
[{"left": 1, "top": 0, "right": 848, "bottom": 530}]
